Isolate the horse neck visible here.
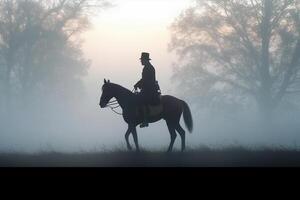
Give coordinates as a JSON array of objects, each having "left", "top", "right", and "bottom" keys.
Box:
[{"left": 112, "top": 84, "right": 133, "bottom": 109}]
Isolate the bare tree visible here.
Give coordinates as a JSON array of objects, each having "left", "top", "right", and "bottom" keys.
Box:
[{"left": 169, "top": 0, "right": 300, "bottom": 117}]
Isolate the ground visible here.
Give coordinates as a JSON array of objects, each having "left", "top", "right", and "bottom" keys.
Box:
[{"left": 1, "top": 146, "right": 300, "bottom": 167}]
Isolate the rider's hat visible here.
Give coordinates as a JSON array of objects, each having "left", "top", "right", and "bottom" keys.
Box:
[{"left": 140, "top": 52, "right": 151, "bottom": 61}]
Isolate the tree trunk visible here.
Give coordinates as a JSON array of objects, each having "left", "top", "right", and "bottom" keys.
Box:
[
  {"left": 258, "top": 0, "right": 273, "bottom": 122},
  {"left": 257, "top": 96, "right": 273, "bottom": 119},
  {"left": 21, "top": 48, "right": 33, "bottom": 107},
  {"left": 4, "top": 54, "right": 13, "bottom": 113},
  {"left": 256, "top": 95, "right": 274, "bottom": 135}
]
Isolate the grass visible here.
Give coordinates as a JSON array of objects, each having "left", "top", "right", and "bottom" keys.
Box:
[{"left": 1, "top": 146, "right": 300, "bottom": 167}]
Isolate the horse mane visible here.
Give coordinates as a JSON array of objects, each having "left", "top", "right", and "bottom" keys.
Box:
[{"left": 109, "top": 83, "right": 134, "bottom": 96}]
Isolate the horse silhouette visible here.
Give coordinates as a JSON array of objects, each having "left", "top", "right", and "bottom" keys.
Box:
[{"left": 99, "top": 79, "right": 193, "bottom": 152}]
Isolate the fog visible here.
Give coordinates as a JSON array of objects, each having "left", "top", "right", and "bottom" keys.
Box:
[{"left": 1, "top": 0, "right": 300, "bottom": 153}]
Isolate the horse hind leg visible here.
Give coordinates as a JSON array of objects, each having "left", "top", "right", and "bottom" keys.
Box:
[
  {"left": 176, "top": 124, "right": 186, "bottom": 152},
  {"left": 125, "top": 127, "right": 132, "bottom": 151},
  {"left": 167, "top": 122, "right": 177, "bottom": 152}
]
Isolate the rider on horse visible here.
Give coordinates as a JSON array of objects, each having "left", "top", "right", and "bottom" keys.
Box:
[{"left": 134, "top": 52, "right": 161, "bottom": 128}]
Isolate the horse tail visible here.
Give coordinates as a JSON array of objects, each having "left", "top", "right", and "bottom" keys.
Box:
[{"left": 182, "top": 100, "right": 193, "bottom": 133}]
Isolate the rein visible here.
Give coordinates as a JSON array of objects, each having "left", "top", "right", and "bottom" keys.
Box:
[
  {"left": 105, "top": 88, "right": 136, "bottom": 116},
  {"left": 106, "top": 99, "right": 122, "bottom": 115}
]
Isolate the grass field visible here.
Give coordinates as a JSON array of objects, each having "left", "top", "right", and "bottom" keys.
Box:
[{"left": 1, "top": 146, "right": 300, "bottom": 167}]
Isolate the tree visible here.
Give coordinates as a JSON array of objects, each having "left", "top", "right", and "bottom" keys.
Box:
[
  {"left": 169, "top": 0, "right": 300, "bottom": 118},
  {"left": 0, "top": 0, "right": 109, "bottom": 111}
]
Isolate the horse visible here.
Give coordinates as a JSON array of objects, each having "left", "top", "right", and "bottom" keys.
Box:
[{"left": 99, "top": 79, "right": 193, "bottom": 152}]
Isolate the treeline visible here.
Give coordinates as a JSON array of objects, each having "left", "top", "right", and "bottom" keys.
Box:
[
  {"left": 170, "top": 0, "right": 300, "bottom": 119},
  {"left": 0, "top": 0, "right": 109, "bottom": 112}
]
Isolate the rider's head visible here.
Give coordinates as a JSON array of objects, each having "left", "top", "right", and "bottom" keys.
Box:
[{"left": 140, "top": 52, "right": 151, "bottom": 66}]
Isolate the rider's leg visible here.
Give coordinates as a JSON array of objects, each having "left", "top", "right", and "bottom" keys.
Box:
[
  {"left": 140, "top": 93, "right": 149, "bottom": 128},
  {"left": 140, "top": 105, "right": 149, "bottom": 128}
]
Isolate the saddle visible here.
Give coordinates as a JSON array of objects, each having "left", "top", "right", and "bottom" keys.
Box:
[{"left": 136, "top": 96, "right": 163, "bottom": 118}]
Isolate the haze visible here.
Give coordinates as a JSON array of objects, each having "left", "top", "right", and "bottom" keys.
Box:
[{"left": 1, "top": 0, "right": 300, "bottom": 153}]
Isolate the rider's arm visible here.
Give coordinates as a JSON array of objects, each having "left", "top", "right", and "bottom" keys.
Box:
[
  {"left": 134, "top": 79, "right": 143, "bottom": 89},
  {"left": 135, "top": 67, "right": 147, "bottom": 89}
]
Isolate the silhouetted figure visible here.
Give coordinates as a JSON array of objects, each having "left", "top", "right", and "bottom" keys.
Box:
[
  {"left": 99, "top": 79, "right": 193, "bottom": 152},
  {"left": 134, "top": 52, "right": 161, "bottom": 128}
]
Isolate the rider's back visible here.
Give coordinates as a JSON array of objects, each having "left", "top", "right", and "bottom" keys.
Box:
[{"left": 141, "top": 63, "right": 156, "bottom": 92}]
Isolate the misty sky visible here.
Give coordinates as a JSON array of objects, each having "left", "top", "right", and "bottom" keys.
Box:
[{"left": 82, "top": 0, "right": 193, "bottom": 94}]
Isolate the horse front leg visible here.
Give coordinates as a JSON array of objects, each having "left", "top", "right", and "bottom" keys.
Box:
[
  {"left": 125, "top": 126, "right": 132, "bottom": 151},
  {"left": 131, "top": 127, "right": 140, "bottom": 152}
]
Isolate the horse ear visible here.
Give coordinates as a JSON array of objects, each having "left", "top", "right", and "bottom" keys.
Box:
[
  {"left": 104, "top": 79, "right": 107, "bottom": 84},
  {"left": 108, "top": 80, "right": 110, "bottom": 83}
]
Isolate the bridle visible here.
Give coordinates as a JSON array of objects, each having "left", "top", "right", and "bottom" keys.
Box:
[{"left": 104, "top": 88, "right": 137, "bottom": 116}]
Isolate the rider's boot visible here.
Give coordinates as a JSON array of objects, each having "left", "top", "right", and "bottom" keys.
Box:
[{"left": 140, "top": 106, "right": 149, "bottom": 128}]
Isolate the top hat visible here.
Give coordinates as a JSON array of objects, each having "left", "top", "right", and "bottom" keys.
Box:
[{"left": 140, "top": 52, "right": 151, "bottom": 60}]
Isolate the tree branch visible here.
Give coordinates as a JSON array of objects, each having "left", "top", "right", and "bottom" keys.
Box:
[
  {"left": 223, "top": 2, "right": 261, "bottom": 71},
  {"left": 275, "top": 39, "right": 300, "bottom": 103}
]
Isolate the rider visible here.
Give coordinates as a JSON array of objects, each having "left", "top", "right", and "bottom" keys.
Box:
[{"left": 134, "top": 52, "right": 161, "bottom": 128}]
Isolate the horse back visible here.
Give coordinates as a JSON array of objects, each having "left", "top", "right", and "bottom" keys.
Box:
[{"left": 136, "top": 95, "right": 181, "bottom": 118}]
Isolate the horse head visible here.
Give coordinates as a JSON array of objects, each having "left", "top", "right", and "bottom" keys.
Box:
[{"left": 99, "top": 79, "right": 112, "bottom": 108}]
